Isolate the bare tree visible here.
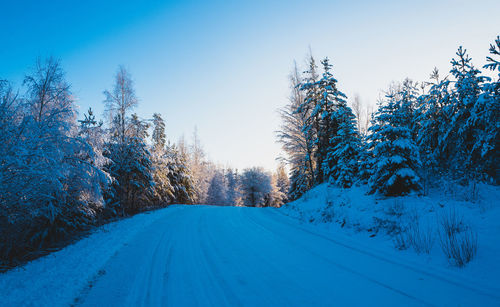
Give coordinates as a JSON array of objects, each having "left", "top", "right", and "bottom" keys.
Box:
[
  {"left": 277, "top": 61, "right": 311, "bottom": 174},
  {"left": 103, "top": 66, "right": 138, "bottom": 144},
  {"left": 351, "top": 94, "right": 362, "bottom": 134}
]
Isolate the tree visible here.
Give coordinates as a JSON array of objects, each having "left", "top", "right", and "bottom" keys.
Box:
[
  {"left": 277, "top": 61, "right": 313, "bottom": 200},
  {"left": 265, "top": 167, "right": 288, "bottom": 207},
  {"left": 103, "top": 67, "right": 154, "bottom": 215},
  {"left": 152, "top": 113, "right": 166, "bottom": 151},
  {"left": 166, "top": 144, "right": 195, "bottom": 204},
  {"left": 443, "top": 47, "right": 486, "bottom": 181},
  {"left": 326, "top": 101, "right": 361, "bottom": 188},
  {"left": 275, "top": 164, "right": 290, "bottom": 203},
  {"left": 368, "top": 81, "right": 421, "bottom": 196},
  {"left": 476, "top": 36, "right": 500, "bottom": 183},
  {"left": 206, "top": 170, "right": 228, "bottom": 205},
  {"left": 188, "top": 127, "right": 212, "bottom": 204},
  {"left": 225, "top": 168, "right": 242, "bottom": 206},
  {"left": 315, "top": 58, "right": 346, "bottom": 183},
  {"left": 150, "top": 113, "right": 174, "bottom": 205},
  {"left": 297, "top": 54, "right": 320, "bottom": 184},
  {"left": 104, "top": 66, "right": 138, "bottom": 145},
  {"left": 240, "top": 167, "right": 272, "bottom": 207}
]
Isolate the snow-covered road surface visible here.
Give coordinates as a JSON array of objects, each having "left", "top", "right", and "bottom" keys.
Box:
[{"left": 2, "top": 205, "right": 499, "bottom": 306}]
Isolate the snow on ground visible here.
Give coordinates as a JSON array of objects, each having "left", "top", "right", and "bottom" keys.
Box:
[
  {"left": 0, "top": 206, "right": 182, "bottom": 306},
  {"left": 280, "top": 182, "right": 500, "bottom": 293},
  {"left": 0, "top": 190, "right": 499, "bottom": 306}
]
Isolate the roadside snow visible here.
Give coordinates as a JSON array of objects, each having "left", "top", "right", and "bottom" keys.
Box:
[
  {"left": 280, "top": 182, "right": 500, "bottom": 293},
  {"left": 0, "top": 206, "right": 181, "bottom": 307}
]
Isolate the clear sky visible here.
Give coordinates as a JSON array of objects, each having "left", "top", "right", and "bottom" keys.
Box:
[{"left": 1, "top": 0, "right": 499, "bottom": 171}]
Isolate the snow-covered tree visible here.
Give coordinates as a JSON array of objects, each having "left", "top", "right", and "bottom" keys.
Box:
[
  {"left": 326, "top": 101, "right": 361, "bottom": 188},
  {"left": 477, "top": 36, "right": 500, "bottom": 183},
  {"left": 206, "top": 170, "right": 228, "bottom": 205},
  {"left": 297, "top": 55, "right": 320, "bottom": 184},
  {"left": 265, "top": 170, "right": 287, "bottom": 207},
  {"left": 103, "top": 68, "right": 154, "bottom": 215},
  {"left": 187, "top": 127, "right": 213, "bottom": 204},
  {"left": 225, "top": 168, "right": 242, "bottom": 206},
  {"left": 275, "top": 164, "right": 290, "bottom": 203},
  {"left": 443, "top": 47, "right": 487, "bottom": 180},
  {"left": 240, "top": 167, "right": 272, "bottom": 207},
  {"left": 277, "top": 61, "right": 313, "bottom": 200},
  {"left": 152, "top": 113, "right": 166, "bottom": 151},
  {"left": 150, "top": 113, "right": 174, "bottom": 205},
  {"left": 166, "top": 143, "right": 195, "bottom": 204},
  {"left": 315, "top": 58, "right": 348, "bottom": 183},
  {"left": 368, "top": 81, "right": 421, "bottom": 196},
  {"left": 0, "top": 58, "right": 107, "bottom": 261}
]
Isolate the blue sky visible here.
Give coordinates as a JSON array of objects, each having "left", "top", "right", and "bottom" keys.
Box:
[{"left": 1, "top": 0, "right": 499, "bottom": 171}]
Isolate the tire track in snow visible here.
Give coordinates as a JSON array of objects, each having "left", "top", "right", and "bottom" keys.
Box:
[{"left": 243, "top": 209, "right": 432, "bottom": 306}]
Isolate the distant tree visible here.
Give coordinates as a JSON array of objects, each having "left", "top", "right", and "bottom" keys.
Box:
[
  {"left": 206, "top": 170, "right": 228, "bottom": 205},
  {"left": 166, "top": 144, "right": 195, "bottom": 204},
  {"left": 225, "top": 168, "right": 242, "bottom": 206},
  {"left": 275, "top": 164, "right": 290, "bottom": 203},
  {"left": 188, "top": 127, "right": 212, "bottom": 204},
  {"left": 152, "top": 113, "right": 166, "bottom": 151},
  {"left": 265, "top": 170, "right": 287, "bottom": 207},
  {"left": 240, "top": 167, "right": 272, "bottom": 207}
]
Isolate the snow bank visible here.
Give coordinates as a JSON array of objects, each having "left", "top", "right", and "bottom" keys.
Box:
[
  {"left": 280, "top": 182, "right": 500, "bottom": 292},
  {"left": 0, "top": 206, "right": 180, "bottom": 306}
]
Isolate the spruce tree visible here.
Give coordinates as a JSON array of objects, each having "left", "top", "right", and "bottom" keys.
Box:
[
  {"left": 473, "top": 37, "right": 500, "bottom": 183},
  {"left": 445, "top": 47, "right": 486, "bottom": 181},
  {"left": 327, "top": 102, "right": 361, "bottom": 188},
  {"left": 368, "top": 82, "right": 421, "bottom": 196},
  {"left": 150, "top": 113, "right": 174, "bottom": 205},
  {"left": 166, "top": 144, "right": 195, "bottom": 204},
  {"left": 297, "top": 55, "right": 320, "bottom": 184}
]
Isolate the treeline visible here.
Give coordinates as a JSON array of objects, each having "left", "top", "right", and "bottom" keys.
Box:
[
  {"left": 0, "top": 59, "right": 287, "bottom": 267},
  {"left": 206, "top": 166, "right": 289, "bottom": 207},
  {"left": 278, "top": 36, "right": 499, "bottom": 199}
]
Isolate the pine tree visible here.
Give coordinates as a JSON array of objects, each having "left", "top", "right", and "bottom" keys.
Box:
[
  {"left": 166, "top": 144, "right": 195, "bottom": 204},
  {"left": 206, "top": 170, "right": 228, "bottom": 205},
  {"left": 444, "top": 47, "right": 486, "bottom": 180},
  {"left": 275, "top": 164, "right": 290, "bottom": 203},
  {"left": 368, "top": 81, "right": 421, "bottom": 195},
  {"left": 150, "top": 113, "right": 174, "bottom": 205},
  {"left": 326, "top": 101, "right": 361, "bottom": 188},
  {"left": 315, "top": 58, "right": 348, "bottom": 183},
  {"left": 225, "top": 168, "right": 242, "bottom": 206},
  {"left": 472, "top": 37, "right": 500, "bottom": 183},
  {"left": 297, "top": 55, "right": 320, "bottom": 184}
]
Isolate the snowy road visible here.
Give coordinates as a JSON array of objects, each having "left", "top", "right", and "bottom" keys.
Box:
[{"left": 71, "top": 205, "right": 498, "bottom": 307}]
